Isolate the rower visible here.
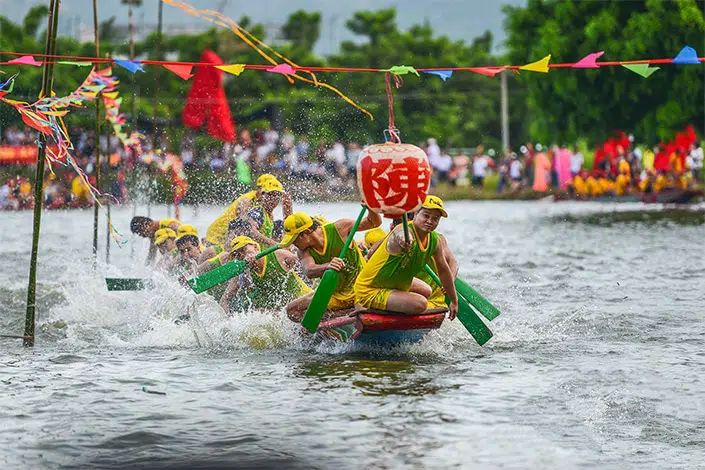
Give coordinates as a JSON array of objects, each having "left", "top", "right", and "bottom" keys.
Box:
[
  {"left": 204, "top": 174, "right": 292, "bottom": 247},
  {"left": 354, "top": 195, "right": 459, "bottom": 318},
  {"left": 358, "top": 227, "right": 387, "bottom": 257},
  {"left": 281, "top": 210, "right": 382, "bottom": 322},
  {"left": 130, "top": 216, "right": 180, "bottom": 265},
  {"left": 219, "top": 236, "right": 312, "bottom": 314},
  {"left": 175, "top": 225, "right": 202, "bottom": 272},
  {"left": 244, "top": 178, "right": 287, "bottom": 248},
  {"left": 198, "top": 219, "right": 249, "bottom": 264},
  {"left": 153, "top": 228, "right": 179, "bottom": 271}
]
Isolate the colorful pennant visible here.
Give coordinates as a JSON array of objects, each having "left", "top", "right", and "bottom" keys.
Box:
[
  {"left": 672, "top": 46, "right": 699, "bottom": 65},
  {"left": 621, "top": 63, "right": 659, "bottom": 78},
  {"left": 423, "top": 70, "right": 453, "bottom": 81},
  {"left": 572, "top": 51, "right": 604, "bottom": 68},
  {"left": 114, "top": 59, "right": 144, "bottom": 74},
  {"left": 266, "top": 63, "right": 296, "bottom": 75},
  {"left": 386, "top": 65, "right": 420, "bottom": 76},
  {"left": 520, "top": 54, "right": 551, "bottom": 73},
  {"left": 163, "top": 63, "right": 194, "bottom": 80},
  {"left": 216, "top": 64, "right": 246, "bottom": 76},
  {"left": 8, "top": 55, "right": 42, "bottom": 66}
]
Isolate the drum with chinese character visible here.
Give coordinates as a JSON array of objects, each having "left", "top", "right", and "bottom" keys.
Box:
[{"left": 356, "top": 142, "right": 431, "bottom": 216}]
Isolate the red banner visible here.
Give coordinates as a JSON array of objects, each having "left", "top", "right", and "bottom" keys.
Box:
[{"left": 0, "top": 145, "right": 60, "bottom": 165}]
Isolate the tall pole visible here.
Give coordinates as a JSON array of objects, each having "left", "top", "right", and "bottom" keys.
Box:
[
  {"left": 92, "top": 0, "right": 101, "bottom": 262},
  {"left": 24, "top": 0, "right": 61, "bottom": 347},
  {"left": 149, "top": 0, "right": 163, "bottom": 215},
  {"left": 501, "top": 71, "right": 509, "bottom": 152}
]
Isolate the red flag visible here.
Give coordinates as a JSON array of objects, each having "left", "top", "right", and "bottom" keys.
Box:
[{"left": 182, "top": 50, "right": 236, "bottom": 142}]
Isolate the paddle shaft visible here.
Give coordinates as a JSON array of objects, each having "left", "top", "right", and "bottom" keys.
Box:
[
  {"left": 189, "top": 244, "right": 280, "bottom": 293},
  {"left": 301, "top": 206, "right": 368, "bottom": 332}
]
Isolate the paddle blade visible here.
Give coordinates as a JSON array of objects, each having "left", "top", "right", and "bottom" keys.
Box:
[
  {"left": 455, "top": 299, "right": 493, "bottom": 345},
  {"left": 105, "top": 278, "right": 154, "bottom": 291},
  {"left": 188, "top": 260, "right": 246, "bottom": 294},
  {"left": 455, "top": 278, "right": 500, "bottom": 321},
  {"left": 301, "top": 270, "right": 340, "bottom": 333}
]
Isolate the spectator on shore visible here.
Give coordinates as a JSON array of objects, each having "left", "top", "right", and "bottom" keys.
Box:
[
  {"left": 690, "top": 143, "right": 703, "bottom": 182},
  {"left": 570, "top": 146, "right": 583, "bottom": 177},
  {"left": 472, "top": 148, "right": 489, "bottom": 187}
]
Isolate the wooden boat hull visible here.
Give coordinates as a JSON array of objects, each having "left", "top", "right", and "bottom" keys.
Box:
[
  {"left": 553, "top": 188, "right": 703, "bottom": 204},
  {"left": 317, "top": 308, "right": 447, "bottom": 344}
]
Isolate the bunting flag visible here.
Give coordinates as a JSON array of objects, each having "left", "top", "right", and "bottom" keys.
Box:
[
  {"left": 386, "top": 65, "right": 420, "bottom": 76},
  {"left": 423, "top": 70, "right": 453, "bottom": 81},
  {"left": 672, "top": 46, "right": 699, "bottom": 64},
  {"left": 163, "top": 63, "right": 194, "bottom": 80},
  {"left": 267, "top": 63, "right": 296, "bottom": 75},
  {"left": 114, "top": 59, "right": 144, "bottom": 74},
  {"left": 0, "top": 67, "right": 126, "bottom": 244},
  {"left": 8, "top": 55, "right": 42, "bottom": 66},
  {"left": 520, "top": 54, "right": 551, "bottom": 73},
  {"left": 572, "top": 51, "right": 604, "bottom": 68},
  {"left": 58, "top": 61, "right": 92, "bottom": 67},
  {"left": 621, "top": 63, "right": 659, "bottom": 78},
  {"left": 216, "top": 64, "right": 246, "bottom": 76},
  {"left": 469, "top": 66, "right": 507, "bottom": 77}
]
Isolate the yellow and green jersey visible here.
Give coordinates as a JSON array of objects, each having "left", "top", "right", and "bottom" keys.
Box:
[
  {"left": 159, "top": 218, "right": 179, "bottom": 229},
  {"left": 355, "top": 223, "right": 438, "bottom": 292},
  {"left": 205, "top": 190, "right": 257, "bottom": 245},
  {"left": 249, "top": 252, "right": 312, "bottom": 310},
  {"left": 308, "top": 223, "right": 365, "bottom": 296}
]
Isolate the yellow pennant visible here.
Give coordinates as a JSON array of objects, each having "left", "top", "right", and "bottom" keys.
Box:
[
  {"left": 216, "top": 64, "right": 246, "bottom": 76},
  {"left": 103, "top": 91, "right": 119, "bottom": 99},
  {"left": 520, "top": 54, "right": 551, "bottom": 73}
]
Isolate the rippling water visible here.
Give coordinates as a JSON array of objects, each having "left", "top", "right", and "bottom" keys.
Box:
[{"left": 1, "top": 201, "right": 704, "bottom": 469}]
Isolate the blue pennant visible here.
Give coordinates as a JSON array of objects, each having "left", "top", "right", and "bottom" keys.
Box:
[
  {"left": 672, "top": 46, "right": 700, "bottom": 65},
  {"left": 114, "top": 59, "right": 144, "bottom": 73},
  {"left": 423, "top": 70, "right": 453, "bottom": 82}
]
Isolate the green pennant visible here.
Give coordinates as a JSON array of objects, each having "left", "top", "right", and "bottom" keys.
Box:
[
  {"left": 58, "top": 61, "right": 92, "bottom": 67},
  {"left": 385, "top": 65, "right": 420, "bottom": 76},
  {"left": 621, "top": 63, "right": 659, "bottom": 78}
]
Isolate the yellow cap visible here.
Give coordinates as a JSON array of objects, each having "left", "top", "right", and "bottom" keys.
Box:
[
  {"left": 256, "top": 173, "right": 277, "bottom": 187},
  {"left": 260, "top": 178, "right": 283, "bottom": 193},
  {"left": 154, "top": 228, "right": 176, "bottom": 245},
  {"left": 280, "top": 212, "right": 313, "bottom": 247},
  {"left": 230, "top": 235, "right": 260, "bottom": 252},
  {"left": 364, "top": 227, "right": 387, "bottom": 249},
  {"left": 177, "top": 224, "right": 199, "bottom": 238},
  {"left": 311, "top": 215, "right": 329, "bottom": 226},
  {"left": 421, "top": 195, "right": 448, "bottom": 217}
]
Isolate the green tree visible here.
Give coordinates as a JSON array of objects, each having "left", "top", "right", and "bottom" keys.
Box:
[
  {"left": 503, "top": 0, "right": 705, "bottom": 145},
  {"left": 282, "top": 10, "right": 321, "bottom": 52}
]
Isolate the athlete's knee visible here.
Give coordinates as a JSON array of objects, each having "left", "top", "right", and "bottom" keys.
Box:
[{"left": 408, "top": 294, "right": 428, "bottom": 314}]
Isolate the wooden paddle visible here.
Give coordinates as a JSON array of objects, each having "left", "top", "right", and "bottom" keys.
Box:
[
  {"left": 105, "top": 278, "right": 155, "bottom": 291},
  {"left": 301, "top": 206, "right": 367, "bottom": 333},
  {"left": 422, "top": 265, "right": 493, "bottom": 346},
  {"left": 187, "top": 244, "right": 280, "bottom": 294}
]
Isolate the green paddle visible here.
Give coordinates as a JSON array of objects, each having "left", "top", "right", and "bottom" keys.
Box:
[
  {"left": 422, "top": 265, "right": 493, "bottom": 346},
  {"left": 187, "top": 244, "right": 280, "bottom": 294},
  {"left": 301, "top": 206, "right": 367, "bottom": 333},
  {"left": 454, "top": 278, "right": 500, "bottom": 321},
  {"left": 105, "top": 278, "right": 155, "bottom": 291}
]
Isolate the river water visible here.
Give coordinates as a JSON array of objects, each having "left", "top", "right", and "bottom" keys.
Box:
[{"left": 1, "top": 201, "right": 704, "bottom": 469}]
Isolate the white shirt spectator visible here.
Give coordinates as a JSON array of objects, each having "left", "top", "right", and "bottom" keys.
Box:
[
  {"left": 570, "top": 151, "right": 584, "bottom": 174},
  {"left": 510, "top": 159, "right": 522, "bottom": 179},
  {"left": 690, "top": 146, "right": 703, "bottom": 169},
  {"left": 264, "top": 128, "right": 278, "bottom": 145},
  {"left": 427, "top": 138, "right": 441, "bottom": 162},
  {"left": 331, "top": 142, "right": 346, "bottom": 165},
  {"left": 473, "top": 156, "right": 488, "bottom": 177},
  {"left": 435, "top": 152, "right": 453, "bottom": 172}
]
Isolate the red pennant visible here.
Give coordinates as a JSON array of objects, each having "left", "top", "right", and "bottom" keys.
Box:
[
  {"left": 468, "top": 66, "right": 507, "bottom": 77},
  {"left": 163, "top": 63, "right": 194, "bottom": 80}
]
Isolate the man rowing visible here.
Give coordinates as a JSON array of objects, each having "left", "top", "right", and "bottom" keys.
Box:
[
  {"left": 219, "top": 235, "right": 312, "bottom": 314},
  {"left": 243, "top": 178, "right": 287, "bottom": 248},
  {"left": 281, "top": 210, "right": 382, "bottom": 322},
  {"left": 204, "top": 174, "right": 292, "bottom": 248},
  {"left": 153, "top": 228, "right": 180, "bottom": 272},
  {"left": 175, "top": 224, "right": 202, "bottom": 272},
  {"left": 130, "top": 216, "right": 181, "bottom": 265},
  {"left": 354, "top": 196, "right": 459, "bottom": 319}
]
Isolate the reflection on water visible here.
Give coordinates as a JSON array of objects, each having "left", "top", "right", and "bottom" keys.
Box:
[
  {"left": 551, "top": 209, "right": 705, "bottom": 226},
  {"left": 296, "top": 358, "right": 446, "bottom": 397}
]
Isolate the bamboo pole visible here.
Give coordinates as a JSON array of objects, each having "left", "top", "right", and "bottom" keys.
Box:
[
  {"left": 24, "top": 0, "right": 61, "bottom": 347},
  {"left": 91, "top": 0, "right": 101, "bottom": 263}
]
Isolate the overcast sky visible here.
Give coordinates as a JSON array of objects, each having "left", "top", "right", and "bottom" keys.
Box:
[{"left": 2, "top": 0, "right": 526, "bottom": 55}]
